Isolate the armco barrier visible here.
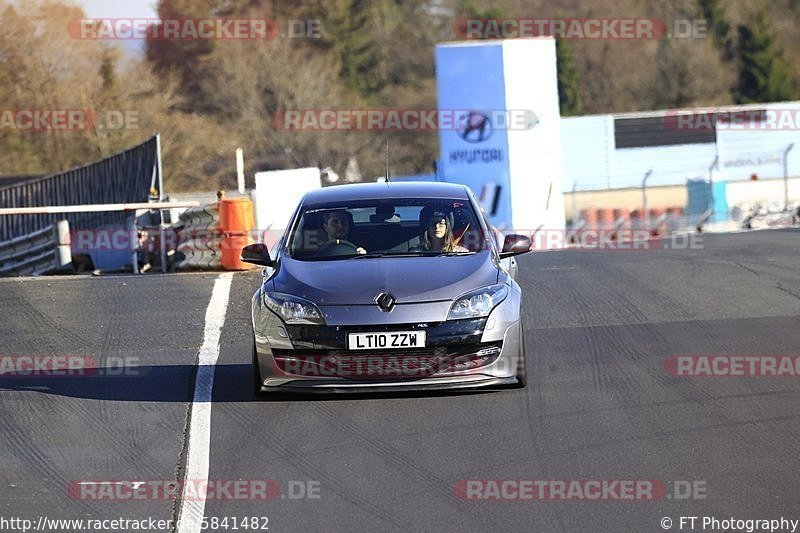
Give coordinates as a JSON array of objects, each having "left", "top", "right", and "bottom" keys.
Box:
[
  {"left": 175, "top": 198, "right": 255, "bottom": 271},
  {"left": 0, "top": 220, "right": 71, "bottom": 276}
]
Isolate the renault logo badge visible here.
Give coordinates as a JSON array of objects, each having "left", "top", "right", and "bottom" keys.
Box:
[{"left": 375, "top": 292, "right": 396, "bottom": 312}]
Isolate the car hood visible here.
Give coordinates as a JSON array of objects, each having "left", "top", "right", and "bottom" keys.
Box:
[{"left": 273, "top": 252, "right": 499, "bottom": 305}]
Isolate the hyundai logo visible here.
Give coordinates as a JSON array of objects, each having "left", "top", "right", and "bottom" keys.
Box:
[
  {"left": 458, "top": 111, "right": 493, "bottom": 143},
  {"left": 375, "top": 292, "right": 397, "bottom": 312}
]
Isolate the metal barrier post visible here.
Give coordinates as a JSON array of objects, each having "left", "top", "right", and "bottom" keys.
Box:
[
  {"left": 642, "top": 169, "right": 653, "bottom": 229},
  {"left": 784, "top": 143, "right": 795, "bottom": 212},
  {"left": 54, "top": 220, "right": 71, "bottom": 269},
  {"left": 708, "top": 156, "right": 718, "bottom": 214},
  {"left": 571, "top": 180, "right": 578, "bottom": 226}
]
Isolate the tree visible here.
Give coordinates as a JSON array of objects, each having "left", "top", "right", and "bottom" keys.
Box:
[
  {"left": 697, "top": 0, "right": 732, "bottom": 59},
  {"left": 734, "top": 8, "right": 795, "bottom": 104},
  {"left": 99, "top": 49, "right": 116, "bottom": 94},
  {"left": 459, "top": 0, "right": 507, "bottom": 20},
  {"left": 649, "top": 38, "right": 732, "bottom": 109},
  {"left": 145, "top": 0, "right": 217, "bottom": 112},
  {"left": 0, "top": 1, "right": 141, "bottom": 173},
  {"left": 325, "top": 0, "right": 437, "bottom": 100},
  {"left": 330, "top": 0, "right": 386, "bottom": 98},
  {"left": 556, "top": 38, "right": 583, "bottom": 116}
]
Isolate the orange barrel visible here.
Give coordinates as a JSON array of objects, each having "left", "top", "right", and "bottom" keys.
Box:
[
  {"left": 219, "top": 197, "right": 256, "bottom": 270},
  {"left": 596, "top": 208, "right": 615, "bottom": 227},
  {"left": 219, "top": 197, "right": 255, "bottom": 233},
  {"left": 580, "top": 209, "right": 598, "bottom": 225}
]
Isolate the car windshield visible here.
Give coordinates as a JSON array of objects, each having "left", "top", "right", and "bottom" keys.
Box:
[{"left": 288, "top": 198, "right": 487, "bottom": 260}]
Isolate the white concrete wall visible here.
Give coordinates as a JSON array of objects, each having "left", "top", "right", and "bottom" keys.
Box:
[
  {"left": 503, "top": 38, "right": 565, "bottom": 232},
  {"left": 725, "top": 176, "right": 800, "bottom": 212},
  {"left": 562, "top": 101, "right": 800, "bottom": 193},
  {"left": 253, "top": 168, "right": 321, "bottom": 230},
  {"left": 561, "top": 115, "right": 615, "bottom": 191}
]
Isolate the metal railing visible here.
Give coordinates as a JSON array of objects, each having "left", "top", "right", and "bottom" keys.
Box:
[
  {"left": 0, "top": 202, "right": 199, "bottom": 275},
  {"left": 0, "top": 136, "right": 160, "bottom": 243},
  {"left": 0, "top": 221, "right": 71, "bottom": 276}
]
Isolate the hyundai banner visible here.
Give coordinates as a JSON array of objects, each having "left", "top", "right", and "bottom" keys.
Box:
[{"left": 435, "top": 39, "right": 565, "bottom": 233}]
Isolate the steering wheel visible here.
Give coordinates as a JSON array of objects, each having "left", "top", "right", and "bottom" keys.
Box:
[{"left": 317, "top": 239, "right": 359, "bottom": 257}]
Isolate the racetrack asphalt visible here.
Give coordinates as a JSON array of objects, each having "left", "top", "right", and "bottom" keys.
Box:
[{"left": 1, "top": 229, "right": 799, "bottom": 532}]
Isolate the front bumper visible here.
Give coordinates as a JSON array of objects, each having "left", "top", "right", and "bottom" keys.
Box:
[
  {"left": 252, "top": 284, "right": 523, "bottom": 393},
  {"left": 254, "top": 317, "right": 522, "bottom": 394},
  {"left": 258, "top": 375, "right": 519, "bottom": 394}
]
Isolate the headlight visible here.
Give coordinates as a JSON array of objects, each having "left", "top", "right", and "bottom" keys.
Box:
[
  {"left": 263, "top": 292, "right": 325, "bottom": 325},
  {"left": 447, "top": 284, "right": 508, "bottom": 320}
]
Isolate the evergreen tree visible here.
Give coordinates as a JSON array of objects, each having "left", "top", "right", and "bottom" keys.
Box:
[
  {"left": 556, "top": 38, "right": 583, "bottom": 116},
  {"left": 459, "top": 0, "right": 507, "bottom": 37},
  {"left": 461, "top": 0, "right": 506, "bottom": 20},
  {"left": 328, "top": 0, "right": 435, "bottom": 100},
  {"left": 697, "top": 0, "right": 732, "bottom": 59},
  {"left": 734, "top": 9, "right": 795, "bottom": 103},
  {"left": 331, "top": 0, "right": 387, "bottom": 98}
]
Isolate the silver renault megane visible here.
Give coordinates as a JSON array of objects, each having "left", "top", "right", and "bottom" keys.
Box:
[{"left": 241, "top": 181, "right": 531, "bottom": 394}]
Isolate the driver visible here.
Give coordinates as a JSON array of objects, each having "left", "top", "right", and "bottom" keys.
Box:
[{"left": 322, "top": 210, "right": 366, "bottom": 254}]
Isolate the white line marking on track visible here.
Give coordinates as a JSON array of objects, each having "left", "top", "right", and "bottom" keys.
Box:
[{"left": 176, "top": 273, "right": 233, "bottom": 533}]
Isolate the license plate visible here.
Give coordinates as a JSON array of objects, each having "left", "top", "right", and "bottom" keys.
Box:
[{"left": 347, "top": 331, "right": 426, "bottom": 350}]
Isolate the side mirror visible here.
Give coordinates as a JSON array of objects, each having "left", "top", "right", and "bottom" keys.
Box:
[
  {"left": 499, "top": 234, "right": 532, "bottom": 258},
  {"left": 241, "top": 243, "right": 273, "bottom": 267}
]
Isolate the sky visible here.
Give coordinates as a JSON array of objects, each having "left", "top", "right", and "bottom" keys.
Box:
[
  {"left": 76, "top": 0, "right": 159, "bottom": 19},
  {"left": 72, "top": 0, "right": 160, "bottom": 56}
]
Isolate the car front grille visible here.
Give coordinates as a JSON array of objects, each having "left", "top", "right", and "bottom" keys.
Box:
[
  {"left": 285, "top": 318, "right": 488, "bottom": 350},
  {"left": 271, "top": 342, "right": 502, "bottom": 380}
]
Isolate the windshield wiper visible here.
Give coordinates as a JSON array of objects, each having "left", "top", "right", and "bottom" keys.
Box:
[
  {"left": 346, "top": 252, "right": 425, "bottom": 259},
  {"left": 432, "top": 251, "right": 474, "bottom": 256}
]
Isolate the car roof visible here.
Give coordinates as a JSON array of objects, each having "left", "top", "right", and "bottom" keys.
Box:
[{"left": 301, "top": 181, "right": 471, "bottom": 205}]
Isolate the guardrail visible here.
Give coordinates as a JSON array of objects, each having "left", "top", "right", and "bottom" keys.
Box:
[
  {"left": 0, "top": 202, "right": 197, "bottom": 216},
  {"left": 0, "top": 201, "right": 199, "bottom": 275},
  {"left": 0, "top": 221, "right": 71, "bottom": 276}
]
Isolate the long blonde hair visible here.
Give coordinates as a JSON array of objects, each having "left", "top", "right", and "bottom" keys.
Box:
[{"left": 421, "top": 214, "right": 457, "bottom": 251}]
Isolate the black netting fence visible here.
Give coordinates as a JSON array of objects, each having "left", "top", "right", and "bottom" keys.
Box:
[{"left": 0, "top": 136, "right": 159, "bottom": 242}]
